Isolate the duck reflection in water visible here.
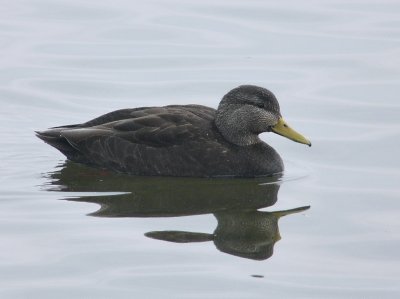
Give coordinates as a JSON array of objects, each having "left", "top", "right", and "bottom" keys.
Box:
[{"left": 46, "top": 162, "right": 310, "bottom": 261}]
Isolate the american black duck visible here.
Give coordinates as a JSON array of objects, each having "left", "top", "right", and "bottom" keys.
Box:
[{"left": 36, "top": 85, "right": 311, "bottom": 177}]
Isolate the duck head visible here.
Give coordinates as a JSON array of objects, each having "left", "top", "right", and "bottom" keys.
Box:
[{"left": 215, "top": 85, "right": 311, "bottom": 146}]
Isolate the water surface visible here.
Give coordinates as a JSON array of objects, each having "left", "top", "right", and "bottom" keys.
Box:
[{"left": 0, "top": 0, "right": 399, "bottom": 298}]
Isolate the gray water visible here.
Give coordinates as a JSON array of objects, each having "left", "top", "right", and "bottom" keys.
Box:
[{"left": 1, "top": 0, "right": 400, "bottom": 298}]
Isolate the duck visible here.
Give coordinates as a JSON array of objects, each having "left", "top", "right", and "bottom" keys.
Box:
[{"left": 36, "top": 85, "right": 311, "bottom": 177}]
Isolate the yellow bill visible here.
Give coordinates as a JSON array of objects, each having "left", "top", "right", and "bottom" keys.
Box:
[{"left": 271, "top": 118, "right": 311, "bottom": 146}]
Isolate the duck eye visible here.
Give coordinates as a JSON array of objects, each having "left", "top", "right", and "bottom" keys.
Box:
[{"left": 255, "top": 102, "right": 264, "bottom": 108}]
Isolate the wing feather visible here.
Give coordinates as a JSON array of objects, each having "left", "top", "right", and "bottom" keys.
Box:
[{"left": 38, "top": 105, "right": 231, "bottom": 176}]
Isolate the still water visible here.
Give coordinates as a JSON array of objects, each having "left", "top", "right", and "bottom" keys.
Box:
[{"left": 1, "top": 0, "right": 399, "bottom": 298}]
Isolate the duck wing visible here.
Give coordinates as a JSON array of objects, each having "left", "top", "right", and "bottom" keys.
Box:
[{"left": 36, "top": 105, "right": 229, "bottom": 176}]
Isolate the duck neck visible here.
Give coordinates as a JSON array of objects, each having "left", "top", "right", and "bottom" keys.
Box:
[{"left": 215, "top": 104, "right": 261, "bottom": 146}]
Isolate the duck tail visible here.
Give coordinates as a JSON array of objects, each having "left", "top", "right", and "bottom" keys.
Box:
[{"left": 35, "top": 128, "right": 81, "bottom": 161}]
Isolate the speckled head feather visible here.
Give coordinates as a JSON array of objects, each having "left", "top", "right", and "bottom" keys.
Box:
[
  {"left": 215, "top": 85, "right": 282, "bottom": 146},
  {"left": 220, "top": 85, "right": 281, "bottom": 116}
]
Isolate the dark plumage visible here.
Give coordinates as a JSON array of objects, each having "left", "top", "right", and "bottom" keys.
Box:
[{"left": 36, "top": 85, "right": 311, "bottom": 177}]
